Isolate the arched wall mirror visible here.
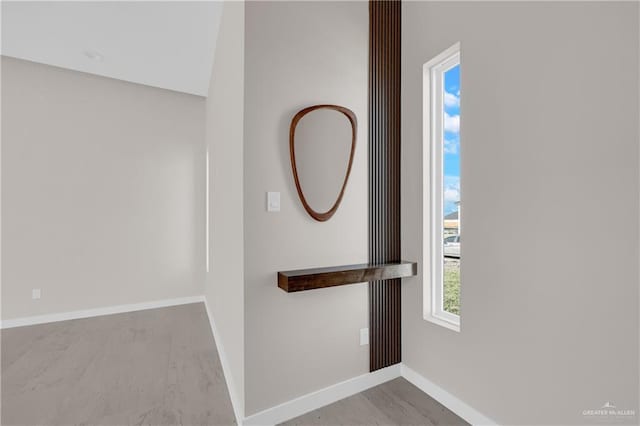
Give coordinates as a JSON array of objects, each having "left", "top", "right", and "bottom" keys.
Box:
[{"left": 289, "top": 105, "right": 357, "bottom": 222}]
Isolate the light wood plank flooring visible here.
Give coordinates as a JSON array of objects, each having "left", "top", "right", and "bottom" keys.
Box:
[
  {"left": 1, "top": 303, "right": 236, "bottom": 426},
  {"left": 3, "top": 303, "right": 467, "bottom": 426},
  {"left": 281, "top": 377, "right": 468, "bottom": 426}
]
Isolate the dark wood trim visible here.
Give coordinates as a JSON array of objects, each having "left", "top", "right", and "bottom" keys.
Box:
[
  {"left": 289, "top": 104, "right": 358, "bottom": 222},
  {"left": 369, "top": 0, "right": 402, "bottom": 371},
  {"left": 278, "top": 262, "right": 416, "bottom": 293}
]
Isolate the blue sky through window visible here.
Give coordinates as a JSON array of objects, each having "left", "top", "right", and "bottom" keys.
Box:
[{"left": 443, "top": 64, "right": 460, "bottom": 215}]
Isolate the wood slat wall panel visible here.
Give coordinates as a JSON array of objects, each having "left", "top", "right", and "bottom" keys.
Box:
[{"left": 369, "top": 0, "right": 401, "bottom": 372}]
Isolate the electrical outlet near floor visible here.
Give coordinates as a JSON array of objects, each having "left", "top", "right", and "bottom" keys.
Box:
[
  {"left": 360, "top": 327, "right": 369, "bottom": 346},
  {"left": 32, "top": 288, "right": 41, "bottom": 300}
]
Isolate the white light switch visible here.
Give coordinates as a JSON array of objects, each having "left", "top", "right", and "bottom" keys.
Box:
[
  {"left": 32, "top": 288, "right": 41, "bottom": 300},
  {"left": 360, "top": 328, "right": 369, "bottom": 346},
  {"left": 267, "top": 192, "right": 280, "bottom": 212}
]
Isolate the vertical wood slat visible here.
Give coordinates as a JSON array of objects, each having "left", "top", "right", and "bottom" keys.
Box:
[{"left": 369, "top": 0, "right": 401, "bottom": 372}]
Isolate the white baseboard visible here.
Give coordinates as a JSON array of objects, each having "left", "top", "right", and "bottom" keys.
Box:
[
  {"left": 202, "top": 298, "right": 244, "bottom": 426},
  {"left": 0, "top": 295, "right": 205, "bottom": 329},
  {"left": 241, "top": 364, "right": 496, "bottom": 426},
  {"left": 401, "top": 364, "right": 497, "bottom": 426},
  {"left": 243, "top": 364, "right": 402, "bottom": 426}
]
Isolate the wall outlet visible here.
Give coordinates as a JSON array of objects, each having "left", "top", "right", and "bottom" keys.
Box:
[
  {"left": 32, "top": 288, "right": 41, "bottom": 300},
  {"left": 360, "top": 328, "right": 369, "bottom": 346}
]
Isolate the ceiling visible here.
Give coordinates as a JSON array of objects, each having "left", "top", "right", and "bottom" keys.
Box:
[{"left": 1, "top": 1, "right": 223, "bottom": 96}]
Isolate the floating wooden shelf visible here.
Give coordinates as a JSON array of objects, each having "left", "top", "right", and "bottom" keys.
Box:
[{"left": 278, "top": 261, "right": 417, "bottom": 293}]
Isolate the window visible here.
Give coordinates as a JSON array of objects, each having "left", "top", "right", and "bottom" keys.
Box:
[{"left": 423, "top": 43, "right": 461, "bottom": 332}]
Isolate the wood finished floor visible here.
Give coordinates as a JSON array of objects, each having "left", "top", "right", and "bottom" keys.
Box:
[
  {"left": 280, "top": 378, "right": 468, "bottom": 426},
  {"left": 1, "top": 303, "right": 236, "bottom": 426},
  {"left": 3, "top": 303, "right": 467, "bottom": 426}
]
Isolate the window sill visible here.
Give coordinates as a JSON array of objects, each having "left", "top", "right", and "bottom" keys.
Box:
[{"left": 424, "top": 313, "right": 460, "bottom": 332}]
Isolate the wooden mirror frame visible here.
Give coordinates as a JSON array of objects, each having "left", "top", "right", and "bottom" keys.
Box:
[{"left": 289, "top": 104, "right": 357, "bottom": 222}]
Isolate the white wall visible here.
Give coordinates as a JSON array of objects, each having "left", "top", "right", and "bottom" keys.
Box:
[
  {"left": 243, "top": 1, "right": 369, "bottom": 415},
  {"left": 204, "top": 1, "right": 245, "bottom": 418},
  {"left": 1, "top": 57, "right": 206, "bottom": 320},
  {"left": 402, "top": 2, "right": 639, "bottom": 425}
]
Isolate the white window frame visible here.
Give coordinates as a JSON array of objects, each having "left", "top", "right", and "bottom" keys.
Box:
[{"left": 422, "top": 43, "right": 461, "bottom": 332}]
